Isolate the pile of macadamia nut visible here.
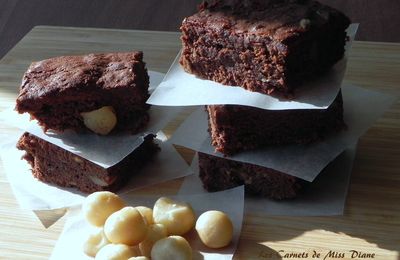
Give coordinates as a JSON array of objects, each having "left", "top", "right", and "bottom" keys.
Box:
[{"left": 82, "top": 191, "right": 234, "bottom": 260}]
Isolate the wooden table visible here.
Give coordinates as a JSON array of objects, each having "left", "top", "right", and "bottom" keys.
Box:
[{"left": 0, "top": 26, "right": 399, "bottom": 260}]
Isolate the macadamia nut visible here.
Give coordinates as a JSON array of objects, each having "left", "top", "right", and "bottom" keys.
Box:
[
  {"left": 195, "top": 210, "right": 233, "bottom": 248},
  {"left": 153, "top": 197, "right": 195, "bottom": 235},
  {"left": 139, "top": 224, "right": 168, "bottom": 257},
  {"left": 83, "top": 227, "right": 110, "bottom": 257},
  {"left": 81, "top": 106, "right": 117, "bottom": 135},
  {"left": 151, "top": 236, "right": 192, "bottom": 260},
  {"left": 104, "top": 206, "right": 148, "bottom": 246},
  {"left": 83, "top": 191, "right": 125, "bottom": 227},
  {"left": 128, "top": 256, "right": 150, "bottom": 260},
  {"left": 136, "top": 206, "right": 154, "bottom": 225},
  {"left": 95, "top": 244, "right": 136, "bottom": 260}
]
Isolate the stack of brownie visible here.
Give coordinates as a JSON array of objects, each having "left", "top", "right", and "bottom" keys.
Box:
[
  {"left": 179, "top": 0, "right": 351, "bottom": 199},
  {"left": 15, "top": 51, "right": 159, "bottom": 193}
]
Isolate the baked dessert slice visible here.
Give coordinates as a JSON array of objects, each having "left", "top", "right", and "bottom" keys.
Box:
[
  {"left": 199, "top": 152, "right": 303, "bottom": 199},
  {"left": 207, "top": 91, "right": 345, "bottom": 155},
  {"left": 16, "top": 132, "right": 159, "bottom": 193},
  {"left": 16, "top": 51, "right": 150, "bottom": 135},
  {"left": 180, "top": 0, "right": 350, "bottom": 96}
]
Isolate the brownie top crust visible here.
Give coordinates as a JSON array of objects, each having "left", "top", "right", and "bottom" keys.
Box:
[
  {"left": 188, "top": 0, "right": 350, "bottom": 42},
  {"left": 16, "top": 51, "right": 147, "bottom": 111}
]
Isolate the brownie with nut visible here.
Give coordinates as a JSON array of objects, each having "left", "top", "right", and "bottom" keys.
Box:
[
  {"left": 15, "top": 51, "right": 150, "bottom": 135},
  {"left": 180, "top": 0, "right": 350, "bottom": 96},
  {"left": 16, "top": 132, "right": 159, "bottom": 193}
]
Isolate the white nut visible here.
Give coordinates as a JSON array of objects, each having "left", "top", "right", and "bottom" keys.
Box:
[
  {"left": 95, "top": 244, "right": 136, "bottom": 260},
  {"left": 82, "top": 191, "right": 125, "bottom": 227},
  {"left": 139, "top": 224, "right": 168, "bottom": 257},
  {"left": 104, "top": 206, "right": 148, "bottom": 246},
  {"left": 300, "top": 18, "right": 311, "bottom": 29},
  {"left": 195, "top": 210, "right": 233, "bottom": 248},
  {"left": 136, "top": 206, "right": 154, "bottom": 225},
  {"left": 151, "top": 236, "right": 192, "bottom": 260},
  {"left": 83, "top": 227, "right": 110, "bottom": 257},
  {"left": 128, "top": 257, "right": 150, "bottom": 260},
  {"left": 81, "top": 106, "right": 117, "bottom": 135},
  {"left": 153, "top": 197, "right": 195, "bottom": 236}
]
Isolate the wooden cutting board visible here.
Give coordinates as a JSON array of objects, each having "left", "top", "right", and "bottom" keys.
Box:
[{"left": 0, "top": 26, "right": 399, "bottom": 260}]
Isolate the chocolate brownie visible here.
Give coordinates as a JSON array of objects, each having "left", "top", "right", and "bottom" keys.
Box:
[
  {"left": 180, "top": 0, "right": 350, "bottom": 96},
  {"left": 16, "top": 132, "right": 159, "bottom": 193},
  {"left": 207, "top": 91, "right": 345, "bottom": 155},
  {"left": 199, "top": 152, "right": 303, "bottom": 199},
  {"left": 16, "top": 51, "right": 150, "bottom": 134}
]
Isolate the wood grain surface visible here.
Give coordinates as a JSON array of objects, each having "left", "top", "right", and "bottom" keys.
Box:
[
  {"left": 0, "top": 26, "right": 399, "bottom": 260},
  {"left": 1, "top": 0, "right": 400, "bottom": 60}
]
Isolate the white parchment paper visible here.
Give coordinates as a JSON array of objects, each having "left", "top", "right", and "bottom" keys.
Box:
[
  {"left": 0, "top": 132, "right": 192, "bottom": 210},
  {"left": 0, "top": 71, "right": 183, "bottom": 168},
  {"left": 180, "top": 145, "right": 356, "bottom": 216},
  {"left": 147, "top": 25, "right": 358, "bottom": 110},
  {"left": 50, "top": 187, "right": 244, "bottom": 260},
  {"left": 170, "top": 85, "right": 395, "bottom": 182}
]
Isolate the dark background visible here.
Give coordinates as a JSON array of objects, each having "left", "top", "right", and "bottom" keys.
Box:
[{"left": 1, "top": 0, "right": 399, "bottom": 59}]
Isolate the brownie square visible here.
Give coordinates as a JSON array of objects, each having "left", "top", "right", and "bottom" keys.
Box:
[
  {"left": 16, "top": 51, "right": 150, "bottom": 134},
  {"left": 16, "top": 132, "right": 159, "bottom": 193},
  {"left": 199, "top": 152, "right": 303, "bottom": 199},
  {"left": 207, "top": 91, "right": 345, "bottom": 155},
  {"left": 180, "top": 0, "right": 350, "bottom": 96}
]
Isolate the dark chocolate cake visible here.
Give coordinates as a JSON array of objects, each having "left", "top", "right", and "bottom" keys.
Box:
[
  {"left": 16, "top": 51, "right": 150, "bottom": 134},
  {"left": 17, "top": 132, "right": 159, "bottom": 193},
  {"left": 180, "top": 0, "right": 350, "bottom": 96},
  {"left": 207, "top": 91, "right": 345, "bottom": 155},
  {"left": 199, "top": 152, "right": 303, "bottom": 199}
]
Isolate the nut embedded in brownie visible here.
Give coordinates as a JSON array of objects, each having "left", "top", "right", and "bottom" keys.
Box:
[
  {"left": 15, "top": 51, "right": 151, "bottom": 135},
  {"left": 180, "top": 0, "right": 351, "bottom": 96},
  {"left": 198, "top": 152, "right": 303, "bottom": 199},
  {"left": 16, "top": 132, "right": 160, "bottom": 193},
  {"left": 207, "top": 91, "right": 345, "bottom": 155}
]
